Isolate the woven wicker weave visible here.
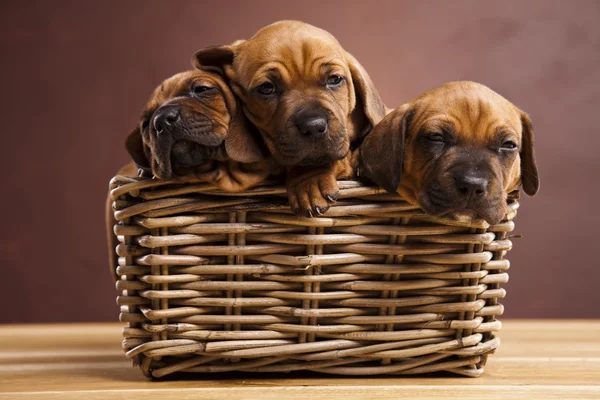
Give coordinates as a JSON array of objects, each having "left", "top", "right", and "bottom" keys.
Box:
[{"left": 110, "top": 176, "right": 517, "bottom": 379}]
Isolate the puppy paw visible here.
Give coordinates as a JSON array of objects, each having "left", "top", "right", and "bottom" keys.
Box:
[
  {"left": 195, "top": 167, "right": 222, "bottom": 184},
  {"left": 287, "top": 171, "right": 339, "bottom": 217}
]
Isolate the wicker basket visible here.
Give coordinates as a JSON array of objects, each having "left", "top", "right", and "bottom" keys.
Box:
[{"left": 110, "top": 176, "right": 517, "bottom": 379}]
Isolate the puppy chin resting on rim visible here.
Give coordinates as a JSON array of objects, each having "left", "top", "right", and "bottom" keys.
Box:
[{"left": 358, "top": 81, "right": 539, "bottom": 225}]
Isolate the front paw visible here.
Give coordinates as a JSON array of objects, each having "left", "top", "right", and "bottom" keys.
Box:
[
  {"left": 195, "top": 167, "right": 222, "bottom": 184},
  {"left": 287, "top": 172, "right": 339, "bottom": 217}
]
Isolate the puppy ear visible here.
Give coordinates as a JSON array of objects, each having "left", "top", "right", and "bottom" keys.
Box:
[
  {"left": 358, "top": 104, "right": 411, "bottom": 193},
  {"left": 225, "top": 109, "right": 267, "bottom": 163},
  {"left": 519, "top": 112, "right": 539, "bottom": 196},
  {"left": 192, "top": 42, "right": 242, "bottom": 73},
  {"left": 346, "top": 52, "right": 387, "bottom": 137},
  {"left": 125, "top": 127, "right": 152, "bottom": 175}
]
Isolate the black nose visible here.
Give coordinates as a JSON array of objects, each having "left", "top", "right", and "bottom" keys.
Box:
[
  {"left": 153, "top": 106, "right": 180, "bottom": 133},
  {"left": 455, "top": 175, "right": 488, "bottom": 197},
  {"left": 294, "top": 112, "right": 328, "bottom": 137}
]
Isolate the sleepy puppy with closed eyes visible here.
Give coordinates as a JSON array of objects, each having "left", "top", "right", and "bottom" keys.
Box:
[
  {"left": 359, "top": 81, "right": 539, "bottom": 224},
  {"left": 107, "top": 70, "right": 273, "bottom": 281},
  {"left": 124, "top": 69, "right": 272, "bottom": 191}
]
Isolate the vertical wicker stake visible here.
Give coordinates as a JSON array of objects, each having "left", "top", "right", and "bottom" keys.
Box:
[
  {"left": 308, "top": 226, "right": 325, "bottom": 343},
  {"left": 382, "top": 216, "right": 411, "bottom": 365}
]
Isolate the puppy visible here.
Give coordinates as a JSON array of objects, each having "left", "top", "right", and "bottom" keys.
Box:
[
  {"left": 359, "top": 81, "right": 539, "bottom": 224},
  {"left": 107, "top": 70, "right": 273, "bottom": 281},
  {"left": 192, "top": 20, "right": 387, "bottom": 216},
  {"left": 125, "top": 70, "right": 271, "bottom": 191}
]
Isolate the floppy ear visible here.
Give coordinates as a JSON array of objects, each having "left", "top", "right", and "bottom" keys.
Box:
[
  {"left": 358, "top": 104, "right": 411, "bottom": 193},
  {"left": 519, "top": 112, "right": 539, "bottom": 196},
  {"left": 225, "top": 108, "right": 267, "bottom": 163},
  {"left": 125, "top": 127, "right": 152, "bottom": 176},
  {"left": 192, "top": 42, "right": 242, "bottom": 73},
  {"left": 346, "top": 52, "right": 387, "bottom": 137}
]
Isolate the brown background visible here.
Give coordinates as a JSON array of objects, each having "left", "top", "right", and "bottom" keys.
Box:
[{"left": 1, "top": 0, "right": 598, "bottom": 323}]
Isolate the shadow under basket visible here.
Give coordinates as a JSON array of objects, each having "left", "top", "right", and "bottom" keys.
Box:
[{"left": 110, "top": 177, "right": 518, "bottom": 379}]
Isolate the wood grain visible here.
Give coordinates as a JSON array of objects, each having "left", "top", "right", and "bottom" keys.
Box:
[{"left": 0, "top": 320, "right": 598, "bottom": 399}]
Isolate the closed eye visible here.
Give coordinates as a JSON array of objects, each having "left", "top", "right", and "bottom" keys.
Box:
[
  {"left": 191, "top": 85, "right": 217, "bottom": 98},
  {"left": 500, "top": 140, "right": 518, "bottom": 151},
  {"left": 426, "top": 132, "right": 445, "bottom": 143}
]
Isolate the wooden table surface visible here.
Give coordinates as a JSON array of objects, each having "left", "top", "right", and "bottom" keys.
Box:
[{"left": 0, "top": 320, "right": 598, "bottom": 399}]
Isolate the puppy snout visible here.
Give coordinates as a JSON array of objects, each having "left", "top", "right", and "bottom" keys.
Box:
[
  {"left": 454, "top": 175, "right": 488, "bottom": 198},
  {"left": 153, "top": 106, "right": 181, "bottom": 133},
  {"left": 294, "top": 112, "right": 328, "bottom": 137}
]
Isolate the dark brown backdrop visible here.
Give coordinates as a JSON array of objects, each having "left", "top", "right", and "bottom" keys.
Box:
[{"left": 1, "top": 0, "right": 598, "bottom": 323}]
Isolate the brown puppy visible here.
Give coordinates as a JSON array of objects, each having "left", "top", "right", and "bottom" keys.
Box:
[
  {"left": 107, "top": 70, "right": 273, "bottom": 281},
  {"left": 125, "top": 70, "right": 271, "bottom": 191},
  {"left": 359, "top": 81, "right": 539, "bottom": 224},
  {"left": 192, "top": 20, "right": 386, "bottom": 216}
]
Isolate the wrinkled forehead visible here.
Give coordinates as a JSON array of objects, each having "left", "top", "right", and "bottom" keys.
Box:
[
  {"left": 144, "top": 71, "right": 228, "bottom": 114},
  {"left": 235, "top": 30, "right": 347, "bottom": 85},
  {"left": 412, "top": 86, "right": 522, "bottom": 141}
]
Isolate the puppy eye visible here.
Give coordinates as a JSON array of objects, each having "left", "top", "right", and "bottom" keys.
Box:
[
  {"left": 256, "top": 82, "right": 276, "bottom": 96},
  {"left": 501, "top": 140, "right": 518, "bottom": 150},
  {"left": 192, "top": 85, "right": 215, "bottom": 97},
  {"left": 326, "top": 75, "right": 344, "bottom": 87},
  {"left": 427, "top": 133, "right": 445, "bottom": 143}
]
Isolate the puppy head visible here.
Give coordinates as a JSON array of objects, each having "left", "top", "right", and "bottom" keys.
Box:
[
  {"left": 125, "top": 70, "right": 265, "bottom": 179},
  {"left": 192, "top": 20, "right": 385, "bottom": 167},
  {"left": 359, "top": 81, "right": 539, "bottom": 224}
]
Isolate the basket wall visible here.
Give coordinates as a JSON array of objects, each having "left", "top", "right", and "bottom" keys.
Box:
[{"left": 110, "top": 177, "right": 516, "bottom": 378}]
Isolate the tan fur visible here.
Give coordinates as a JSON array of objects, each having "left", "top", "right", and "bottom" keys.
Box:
[
  {"left": 107, "top": 71, "right": 276, "bottom": 281},
  {"left": 359, "top": 81, "right": 539, "bottom": 224},
  {"left": 125, "top": 70, "right": 270, "bottom": 185},
  {"left": 193, "top": 21, "right": 386, "bottom": 216}
]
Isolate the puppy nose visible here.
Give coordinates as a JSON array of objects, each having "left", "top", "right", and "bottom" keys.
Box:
[
  {"left": 455, "top": 175, "right": 488, "bottom": 197},
  {"left": 153, "top": 106, "right": 180, "bottom": 133},
  {"left": 295, "top": 114, "right": 328, "bottom": 137}
]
